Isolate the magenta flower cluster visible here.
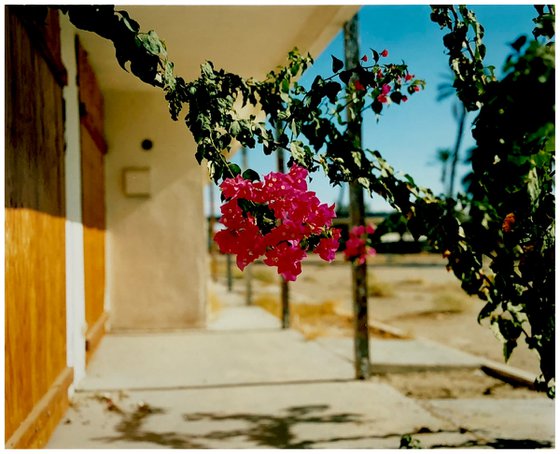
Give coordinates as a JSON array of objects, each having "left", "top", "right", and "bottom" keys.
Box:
[
  {"left": 343, "top": 224, "right": 376, "bottom": 265},
  {"left": 214, "top": 165, "right": 341, "bottom": 281}
]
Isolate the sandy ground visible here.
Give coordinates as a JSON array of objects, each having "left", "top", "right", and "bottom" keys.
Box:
[{"left": 213, "top": 252, "right": 545, "bottom": 399}]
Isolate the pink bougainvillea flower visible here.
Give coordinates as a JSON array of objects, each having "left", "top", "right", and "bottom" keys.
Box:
[
  {"left": 354, "top": 80, "right": 366, "bottom": 91},
  {"left": 343, "top": 237, "right": 370, "bottom": 265},
  {"left": 219, "top": 175, "right": 256, "bottom": 200},
  {"left": 344, "top": 223, "right": 376, "bottom": 265},
  {"left": 377, "top": 94, "right": 388, "bottom": 104},
  {"left": 314, "top": 228, "right": 341, "bottom": 262},
  {"left": 264, "top": 241, "right": 307, "bottom": 281},
  {"left": 376, "top": 69, "right": 383, "bottom": 79},
  {"left": 381, "top": 83, "right": 391, "bottom": 95},
  {"left": 402, "top": 95, "right": 409, "bottom": 103},
  {"left": 405, "top": 74, "right": 414, "bottom": 82},
  {"left": 413, "top": 85, "right": 421, "bottom": 92},
  {"left": 380, "top": 49, "right": 389, "bottom": 57},
  {"left": 350, "top": 225, "right": 366, "bottom": 236},
  {"left": 214, "top": 164, "right": 340, "bottom": 281},
  {"left": 361, "top": 54, "right": 368, "bottom": 62},
  {"left": 218, "top": 199, "right": 244, "bottom": 228}
]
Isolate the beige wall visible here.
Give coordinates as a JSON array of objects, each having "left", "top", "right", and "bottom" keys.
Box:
[{"left": 104, "top": 90, "right": 207, "bottom": 330}]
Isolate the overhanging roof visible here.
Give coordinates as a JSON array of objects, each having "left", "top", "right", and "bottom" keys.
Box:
[{"left": 77, "top": 5, "right": 359, "bottom": 92}]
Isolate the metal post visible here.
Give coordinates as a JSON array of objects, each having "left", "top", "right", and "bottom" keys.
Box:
[
  {"left": 277, "top": 144, "right": 290, "bottom": 329},
  {"left": 344, "top": 14, "right": 370, "bottom": 380},
  {"left": 241, "top": 147, "right": 253, "bottom": 306}
]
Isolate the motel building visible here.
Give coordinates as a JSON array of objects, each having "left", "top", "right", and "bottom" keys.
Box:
[{"left": 5, "top": 5, "right": 358, "bottom": 448}]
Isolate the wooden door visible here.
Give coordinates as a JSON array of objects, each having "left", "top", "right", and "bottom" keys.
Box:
[
  {"left": 76, "top": 39, "right": 108, "bottom": 363},
  {"left": 5, "top": 7, "right": 73, "bottom": 447}
]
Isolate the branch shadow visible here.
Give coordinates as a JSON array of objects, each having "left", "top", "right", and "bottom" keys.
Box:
[
  {"left": 432, "top": 438, "right": 553, "bottom": 449},
  {"left": 92, "top": 404, "right": 207, "bottom": 449},
  {"left": 183, "top": 404, "right": 365, "bottom": 448},
  {"left": 89, "top": 400, "right": 553, "bottom": 449},
  {"left": 92, "top": 403, "right": 368, "bottom": 449}
]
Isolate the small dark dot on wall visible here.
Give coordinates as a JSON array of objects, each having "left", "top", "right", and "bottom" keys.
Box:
[{"left": 141, "top": 139, "right": 153, "bottom": 151}]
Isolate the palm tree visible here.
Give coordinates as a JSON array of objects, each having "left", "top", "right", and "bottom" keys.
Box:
[{"left": 436, "top": 72, "right": 468, "bottom": 197}]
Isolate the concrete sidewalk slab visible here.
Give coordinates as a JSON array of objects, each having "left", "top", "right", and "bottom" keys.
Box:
[
  {"left": 208, "top": 305, "right": 280, "bottom": 331},
  {"left": 316, "top": 337, "right": 482, "bottom": 372},
  {"left": 47, "top": 304, "right": 554, "bottom": 449},
  {"left": 77, "top": 329, "right": 354, "bottom": 391},
  {"left": 423, "top": 398, "right": 555, "bottom": 448},
  {"left": 48, "top": 381, "right": 477, "bottom": 449}
]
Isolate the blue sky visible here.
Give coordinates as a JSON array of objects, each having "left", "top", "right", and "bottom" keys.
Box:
[{"left": 210, "top": 4, "right": 539, "bottom": 215}]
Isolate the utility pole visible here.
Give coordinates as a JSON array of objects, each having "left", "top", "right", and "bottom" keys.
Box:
[
  {"left": 344, "top": 14, "right": 370, "bottom": 380},
  {"left": 277, "top": 144, "right": 290, "bottom": 329}
]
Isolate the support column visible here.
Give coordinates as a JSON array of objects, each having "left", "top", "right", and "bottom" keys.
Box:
[
  {"left": 344, "top": 14, "right": 370, "bottom": 380},
  {"left": 241, "top": 147, "right": 253, "bottom": 306},
  {"left": 277, "top": 145, "right": 290, "bottom": 329},
  {"left": 60, "top": 14, "right": 87, "bottom": 390}
]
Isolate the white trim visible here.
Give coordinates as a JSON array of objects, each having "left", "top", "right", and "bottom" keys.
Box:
[{"left": 60, "top": 13, "right": 87, "bottom": 393}]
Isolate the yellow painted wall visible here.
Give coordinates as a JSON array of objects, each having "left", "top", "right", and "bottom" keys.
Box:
[{"left": 104, "top": 90, "right": 207, "bottom": 330}]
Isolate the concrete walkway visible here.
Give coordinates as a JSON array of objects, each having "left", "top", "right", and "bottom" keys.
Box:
[{"left": 47, "top": 284, "right": 555, "bottom": 449}]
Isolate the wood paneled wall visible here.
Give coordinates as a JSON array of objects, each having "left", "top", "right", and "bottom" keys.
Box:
[
  {"left": 5, "top": 7, "right": 71, "bottom": 447},
  {"left": 77, "top": 40, "right": 108, "bottom": 362}
]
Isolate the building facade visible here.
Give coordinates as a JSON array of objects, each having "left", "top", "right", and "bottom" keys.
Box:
[{"left": 5, "top": 5, "right": 358, "bottom": 447}]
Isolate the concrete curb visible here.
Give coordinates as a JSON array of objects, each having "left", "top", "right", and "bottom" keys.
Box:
[
  {"left": 480, "top": 360, "right": 537, "bottom": 389},
  {"left": 369, "top": 320, "right": 410, "bottom": 339},
  {"left": 370, "top": 319, "right": 539, "bottom": 390}
]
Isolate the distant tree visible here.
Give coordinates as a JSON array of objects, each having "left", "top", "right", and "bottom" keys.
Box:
[{"left": 435, "top": 71, "right": 468, "bottom": 197}]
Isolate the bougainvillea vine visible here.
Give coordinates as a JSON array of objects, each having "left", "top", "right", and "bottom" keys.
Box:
[{"left": 214, "top": 165, "right": 340, "bottom": 281}]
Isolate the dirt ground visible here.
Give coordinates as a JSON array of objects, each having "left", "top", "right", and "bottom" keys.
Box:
[{"left": 213, "top": 253, "right": 545, "bottom": 400}]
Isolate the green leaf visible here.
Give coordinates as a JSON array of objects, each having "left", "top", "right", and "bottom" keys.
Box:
[
  {"left": 510, "top": 35, "right": 527, "bottom": 52},
  {"left": 358, "top": 177, "right": 370, "bottom": 189},
  {"left": 331, "top": 55, "right": 344, "bottom": 73},
  {"left": 339, "top": 70, "right": 352, "bottom": 85},
  {"left": 227, "top": 163, "right": 241, "bottom": 177},
  {"left": 503, "top": 339, "right": 517, "bottom": 362},
  {"left": 135, "top": 31, "right": 165, "bottom": 56},
  {"left": 479, "top": 43, "right": 486, "bottom": 60},
  {"left": 291, "top": 119, "right": 299, "bottom": 136},
  {"left": 351, "top": 151, "right": 362, "bottom": 168},
  {"left": 117, "top": 10, "right": 140, "bottom": 32},
  {"left": 372, "top": 99, "right": 383, "bottom": 115},
  {"left": 390, "top": 91, "right": 403, "bottom": 104},
  {"left": 207, "top": 161, "right": 222, "bottom": 181},
  {"left": 371, "top": 48, "right": 379, "bottom": 63},
  {"left": 242, "top": 168, "right": 260, "bottom": 181},
  {"left": 289, "top": 141, "right": 306, "bottom": 164},
  {"left": 281, "top": 78, "right": 290, "bottom": 94},
  {"left": 290, "top": 62, "right": 300, "bottom": 77},
  {"left": 229, "top": 120, "right": 241, "bottom": 136},
  {"left": 201, "top": 61, "right": 214, "bottom": 78},
  {"left": 324, "top": 81, "right": 341, "bottom": 103}
]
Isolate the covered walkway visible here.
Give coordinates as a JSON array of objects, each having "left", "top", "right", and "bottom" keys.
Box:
[{"left": 47, "top": 283, "right": 554, "bottom": 449}]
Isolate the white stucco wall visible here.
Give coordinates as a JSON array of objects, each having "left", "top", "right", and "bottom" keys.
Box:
[
  {"left": 104, "top": 90, "right": 207, "bottom": 330},
  {"left": 60, "top": 14, "right": 87, "bottom": 390}
]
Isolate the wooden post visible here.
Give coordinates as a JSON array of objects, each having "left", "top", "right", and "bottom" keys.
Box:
[
  {"left": 277, "top": 145, "right": 290, "bottom": 329},
  {"left": 208, "top": 182, "right": 218, "bottom": 282},
  {"left": 226, "top": 254, "right": 233, "bottom": 291},
  {"left": 344, "top": 14, "right": 371, "bottom": 380},
  {"left": 242, "top": 147, "right": 253, "bottom": 305}
]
